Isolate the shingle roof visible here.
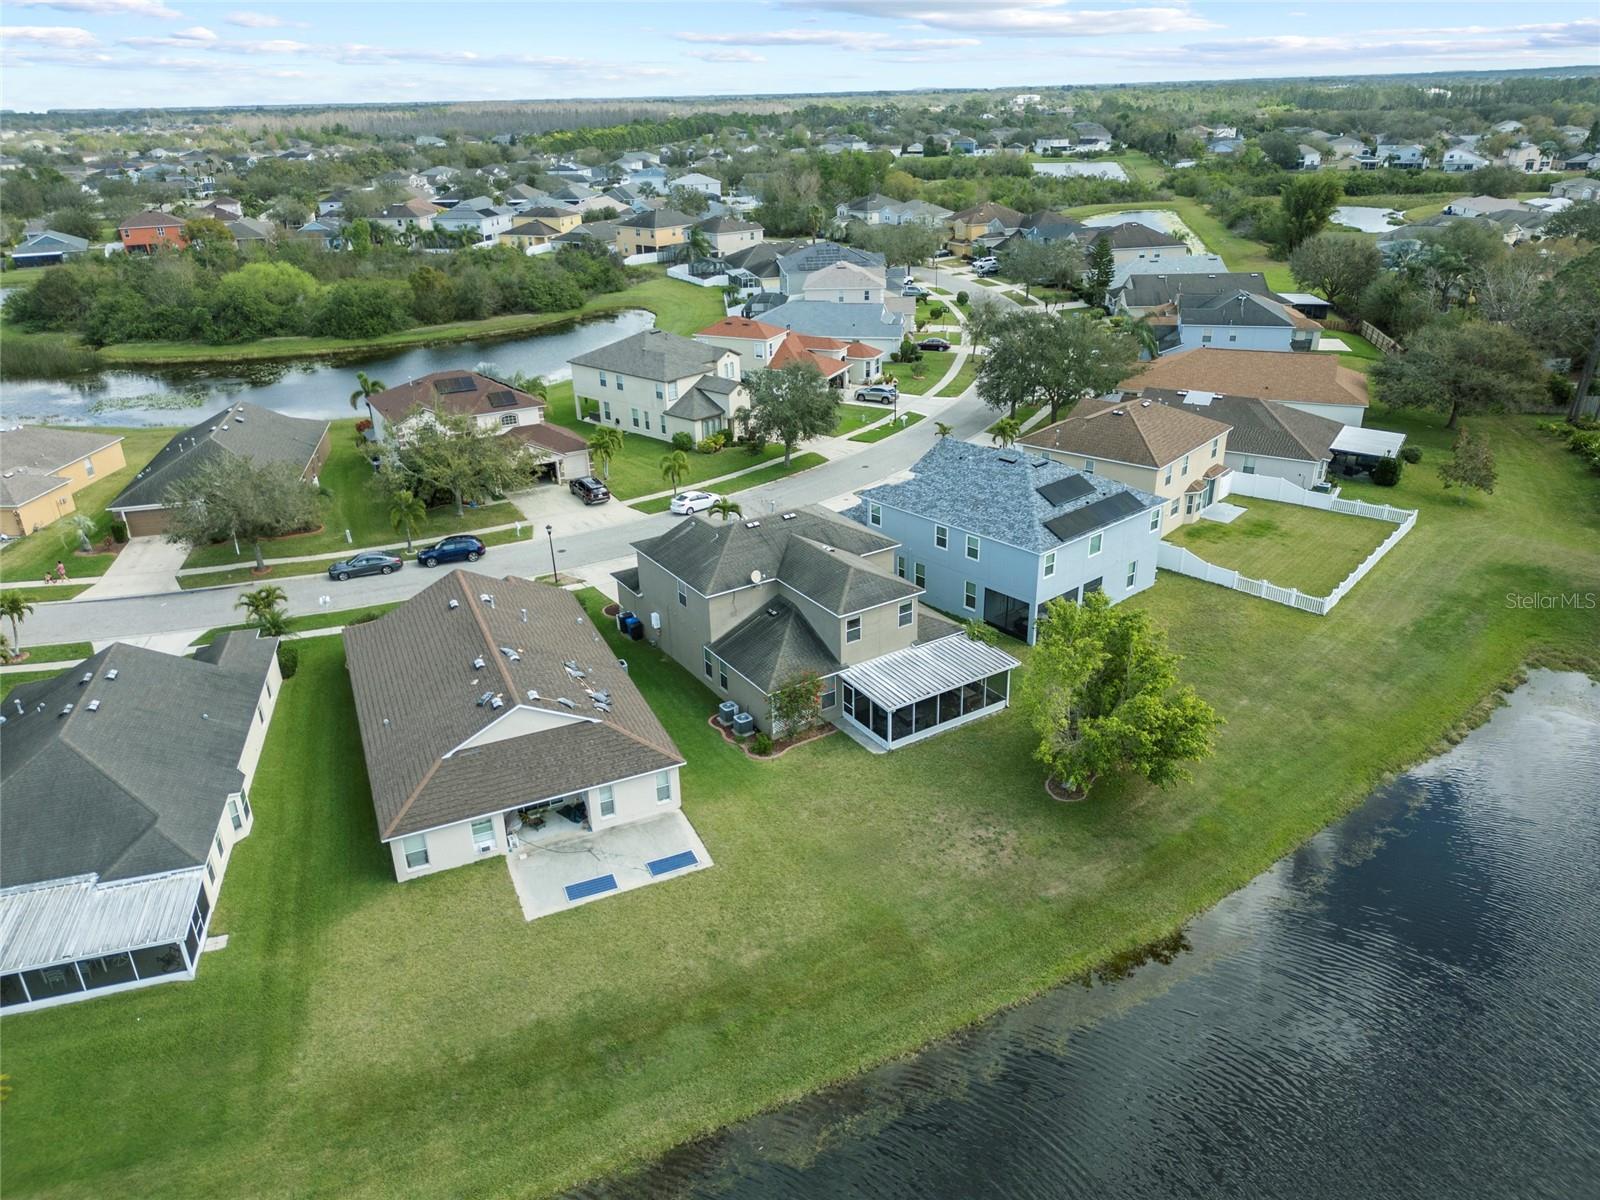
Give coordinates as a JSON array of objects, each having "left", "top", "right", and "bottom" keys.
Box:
[
  {"left": 698, "top": 316, "right": 785, "bottom": 340},
  {"left": 570, "top": 329, "right": 723, "bottom": 380},
  {"left": 848, "top": 439, "right": 1160, "bottom": 555},
  {"left": 1089, "top": 222, "right": 1186, "bottom": 250},
  {"left": 1117, "top": 271, "right": 1274, "bottom": 309},
  {"left": 951, "top": 202, "right": 1024, "bottom": 226},
  {"left": 342, "top": 572, "right": 682, "bottom": 841},
  {"left": 777, "top": 535, "right": 918, "bottom": 612},
  {"left": 619, "top": 207, "right": 696, "bottom": 229},
  {"left": 505, "top": 421, "right": 590, "bottom": 455},
  {"left": 1, "top": 426, "right": 122, "bottom": 476},
  {"left": 664, "top": 387, "right": 727, "bottom": 420},
  {"left": 0, "top": 634, "right": 276, "bottom": 888},
  {"left": 1178, "top": 289, "right": 1297, "bottom": 328},
  {"left": 709, "top": 598, "right": 842, "bottom": 692},
  {"left": 109, "top": 402, "right": 328, "bottom": 511},
  {"left": 760, "top": 300, "right": 905, "bottom": 343},
  {"left": 776, "top": 241, "right": 885, "bottom": 277},
  {"left": 1022, "top": 394, "right": 1231, "bottom": 468},
  {"left": 1124, "top": 348, "right": 1370, "bottom": 409},
  {"left": 1130, "top": 387, "right": 1343, "bottom": 462},
  {"left": 367, "top": 370, "right": 545, "bottom": 423},
  {"left": 0, "top": 468, "right": 69, "bottom": 507},
  {"left": 695, "top": 215, "right": 762, "bottom": 233}
]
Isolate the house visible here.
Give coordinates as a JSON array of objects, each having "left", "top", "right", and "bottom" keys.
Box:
[
  {"left": 945, "top": 202, "right": 1023, "bottom": 257},
  {"left": 117, "top": 209, "right": 186, "bottom": 253},
  {"left": 419, "top": 165, "right": 458, "bottom": 185},
  {"left": 835, "top": 193, "right": 900, "bottom": 225},
  {"left": 615, "top": 208, "right": 696, "bottom": 257},
  {"left": 291, "top": 218, "right": 344, "bottom": 250},
  {"left": 1499, "top": 142, "right": 1553, "bottom": 174},
  {"left": 1552, "top": 177, "right": 1600, "bottom": 202},
  {"left": 432, "top": 202, "right": 515, "bottom": 239},
  {"left": 499, "top": 219, "right": 568, "bottom": 250},
  {"left": 1492, "top": 120, "right": 1525, "bottom": 135},
  {"left": 615, "top": 505, "right": 1020, "bottom": 750},
  {"left": 1019, "top": 210, "right": 1087, "bottom": 244},
  {"left": 755, "top": 299, "right": 907, "bottom": 356},
  {"left": 0, "top": 633, "right": 280, "bottom": 1014},
  {"left": 342, "top": 573, "right": 702, "bottom": 910},
  {"left": 1085, "top": 222, "right": 1192, "bottom": 271},
  {"left": 1069, "top": 122, "right": 1114, "bottom": 151},
  {"left": 1557, "top": 151, "right": 1598, "bottom": 173},
  {"left": 225, "top": 217, "right": 275, "bottom": 247},
  {"left": 694, "top": 214, "right": 762, "bottom": 255},
  {"left": 950, "top": 136, "right": 979, "bottom": 155},
  {"left": 1361, "top": 144, "right": 1429, "bottom": 170},
  {"left": 1020, "top": 395, "right": 1233, "bottom": 529},
  {"left": 1325, "top": 134, "right": 1367, "bottom": 159},
  {"left": 1208, "top": 137, "right": 1245, "bottom": 156},
  {"left": 415, "top": 134, "right": 447, "bottom": 148},
  {"left": 723, "top": 240, "right": 797, "bottom": 291},
  {"left": 197, "top": 196, "right": 243, "bottom": 221},
  {"left": 0, "top": 427, "right": 126, "bottom": 537},
  {"left": 846, "top": 440, "right": 1163, "bottom": 644},
  {"left": 775, "top": 241, "right": 885, "bottom": 296},
  {"left": 1124, "top": 348, "right": 1371, "bottom": 426},
  {"left": 696, "top": 316, "right": 886, "bottom": 386},
  {"left": 371, "top": 198, "right": 439, "bottom": 233},
  {"left": 1107, "top": 254, "right": 1229, "bottom": 294},
  {"left": 1122, "top": 387, "right": 1347, "bottom": 490},
  {"left": 1162, "top": 289, "right": 1322, "bottom": 354},
  {"left": 1295, "top": 144, "right": 1323, "bottom": 170},
  {"left": 819, "top": 136, "right": 870, "bottom": 154},
  {"left": 670, "top": 171, "right": 723, "bottom": 198},
  {"left": 785, "top": 259, "right": 885, "bottom": 306},
  {"left": 108, "top": 402, "right": 331, "bottom": 537},
  {"left": 1442, "top": 147, "right": 1491, "bottom": 173},
  {"left": 1444, "top": 195, "right": 1537, "bottom": 218},
  {"left": 571, "top": 329, "right": 749, "bottom": 444},
  {"left": 8, "top": 230, "right": 89, "bottom": 266},
  {"left": 551, "top": 220, "right": 622, "bottom": 252}
]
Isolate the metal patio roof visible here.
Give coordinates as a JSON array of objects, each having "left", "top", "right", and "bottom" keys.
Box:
[{"left": 840, "top": 635, "right": 1020, "bottom": 711}]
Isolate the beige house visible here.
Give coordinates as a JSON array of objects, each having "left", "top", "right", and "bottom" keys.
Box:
[
  {"left": 0, "top": 427, "right": 125, "bottom": 537},
  {"left": 695, "top": 214, "right": 763, "bottom": 254},
  {"left": 790, "top": 260, "right": 885, "bottom": 305},
  {"left": 616, "top": 207, "right": 696, "bottom": 257},
  {"left": 570, "top": 329, "right": 749, "bottom": 444},
  {"left": 1021, "top": 396, "right": 1233, "bottom": 528}
]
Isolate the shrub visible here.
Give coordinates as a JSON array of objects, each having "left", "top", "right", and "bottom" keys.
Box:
[
  {"left": 276, "top": 642, "right": 299, "bottom": 678},
  {"left": 110, "top": 519, "right": 128, "bottom": 544},
  {"left": 671, "top": 431, "right": 694, "bottom": 452},
  {"left": 1370, "top": 456, "right": 1403, "bottom": 486},
  {"left": 752, "top": 731, "right": 774, "bottom": 756},
  {"left": 1548, "top": 373, "right": 1576, "bottom": 407},
  {"left": 347, "top": 611, "right": 382, "bottom": 625},
  {"left": 1400, "top": 445, "right": 1422, "bottom": 464},
  {"left": 696, "top": 437, "right": 721, "bottom": 454},
  {"left": 956, "top": 290, "right": 970, "bottom": 304}
]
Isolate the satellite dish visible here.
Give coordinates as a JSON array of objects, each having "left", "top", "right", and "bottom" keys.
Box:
[{"left": 750, "top": 569, "right": 762, "bottom": 584}]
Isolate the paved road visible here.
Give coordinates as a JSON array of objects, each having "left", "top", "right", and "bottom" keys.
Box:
[{"left": 23, "top": 388, "right": 996, "bottom": 645}]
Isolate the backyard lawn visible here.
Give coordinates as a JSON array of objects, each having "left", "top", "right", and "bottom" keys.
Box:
[
  {"left": 3, "top": 412, "right": 1596, "bottom": 1200},
  {"left": 1164, "top": 497, "right": 1398, "bottom": 596},
  {"left": 1063, "top": 199, "right": 1295, "bottom": 291},
  {"left": 884, "top": 349, "right": 956, "bottom": 394}
]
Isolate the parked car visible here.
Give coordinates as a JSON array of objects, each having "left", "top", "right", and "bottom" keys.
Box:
[
  {"left": 416, "top": 535, "right": 486, "bottom": 567},
  {"left": 670, "top": 490, "right": 720, "bottom": 515},
  {"left": 569, "top": 476, "right": 611, "bottom": 505},
  {"left": 854, "top": 384, "right": 899, "bottom": 404},
  {"left": 917, "top": 337, "right": 952, "bottom": 352},
  {"left": 970, "top": 256, "right": 999, "bottom": 271},
  {"left": 328, "top": 551, "right": 403, "bottom": 582},
  {"left": 902, "top": 282, "right": 930, "bottom": 298},
  {"left": 973, "top": 261, "right": 1000, "bottom": 277}
]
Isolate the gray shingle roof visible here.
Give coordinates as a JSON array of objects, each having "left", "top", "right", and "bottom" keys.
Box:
[
  {"left": 1089, "top": 222, "right": 1186, "bottom": 250},
  {"left": 1116, "top": 271, "right": 1274, "bottom": 309},
  {"left": 0, "top": 634, "right": 276, "bottom": 888},
  {"left": 709, "top": 598, "right": 842, "bottom": 692},
  {"left": 777, "top": 535, "right": 919, "bottom": 612},
  {"left": 1178, "top": 290, "right": 1294, "bottom": 328},
  {"left": 1024, "top": 395, "right": 1232, "bottom": 468},
  {"left": 759, "top": 300, "right": 905, "bottom": 343},
  {"left": 618, "top": 207, "right": 695, "bottom": 229},
  {"left": 664, "top": 387, "right": 726, "bottom": 421},
  {"left": 1, "top": 426, "right": 122, "bottom": 475},
  {"left": 343, "top": 572, "right": 682, "bottom": 841},
  {"left": 1132, "top": 387, "right": 1342, "bottom": 462},
  {"left": 109, "top": 402, "right": 327, "bottom": 511},
  {"left": 570, "top": 329, "right": 722, "bottom": 381},
  {"left": 776, "top": 241, "right": 885, "bottom": 277},
  {"left": 848, "top": 439, "right": 1159, "bottom": 554}
]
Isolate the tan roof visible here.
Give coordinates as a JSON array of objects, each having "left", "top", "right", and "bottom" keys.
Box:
[
  {"left": 1125, "top": 349, "right": 1370, "bottom": 409},
  {"left": 1020, "top": 395, "right": 1231, "bottom": 469},
  {"left": 367, "top": 371, "right": 544, "bottom": 423},
  {"left": 506, "top": 421, "right": 590, "bottom": 455},
  {"left": 343, "top": 572, "right": 682, "bottom": 841}
]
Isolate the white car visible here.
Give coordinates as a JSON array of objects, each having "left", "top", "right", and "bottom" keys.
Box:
[{"left": 670, "top": 490, "right": 721, "bottom": 515}]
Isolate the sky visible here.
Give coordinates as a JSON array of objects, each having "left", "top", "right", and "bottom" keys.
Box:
[{"left": 1, "top": 0, "right": 1597, "bottom": 112}]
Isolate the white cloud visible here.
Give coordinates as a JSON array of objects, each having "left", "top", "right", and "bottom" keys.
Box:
[
  {"left": 686, "top": 48, "right": 768, "bottom": 63},
  {"left": 676, "top": 28, "right": 979, "bottom": 51},
  {"left": 786, "top": 0, "right": 1218, "bottom": 36},
  {"left": 10, "top": 0, "right": 180, "bottom": 16},
  {"left": 0, "top": 24, "right": 99, "bottom": 48},
  {"left": 226, "top": 10, "right": 304, "bottom": 28}
]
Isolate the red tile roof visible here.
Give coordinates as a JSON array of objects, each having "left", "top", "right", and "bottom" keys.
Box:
[{"left": 698, "top": 316, "right": 785, "bottom": 339}]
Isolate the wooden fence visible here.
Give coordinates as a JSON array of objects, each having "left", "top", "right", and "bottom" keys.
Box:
[{"left": 1358, "top": 320, "right": 1403, "bottom": 355}]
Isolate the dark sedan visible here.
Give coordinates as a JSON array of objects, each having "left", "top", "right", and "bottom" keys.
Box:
[
  {"left": 917, "top": 336, "right": 952, "bottom": 352},
  {"left": 328, "top": 551, "right": 403, "bottom": 581},
  {"left": 416, "top": 535, "right": 486, "bottom": 568}
]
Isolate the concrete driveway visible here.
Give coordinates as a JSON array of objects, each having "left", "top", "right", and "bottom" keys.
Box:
[
  {"left": 508, "top": 482, "right": 643, "bottom": 534},
  {"left": 76, "top": 537, "right": 191, "bottom": 599}
]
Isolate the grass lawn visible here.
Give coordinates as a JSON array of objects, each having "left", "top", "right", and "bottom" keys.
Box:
[
  {"left": 3, "top": 413, "right": 1595, "bottom": 1200},
  {"left": 1320, "top": 327, "right": 1385, "bottom": 373},
  {"left": 937, "top": 355, "right": 981, "bottom": 397},
  {"left": 849, "top": 411, "right": 925, "bottom": 443},
  {"left": 629, "top": 451, "right": 828, "bottom": 513},
  {"left": 0, "top": 426, "right": 176, "bottom": 586},
  {"left": 884, "top": 350, "right": 956, "bottom": 395},
  {"left": 0, "top": 583, "right": 91, "bottom": 604},
  {"left": 190, "top": 602, "right": 401, "bottom": 646},
  {"left": 2, "top": 640, "right": 93, "bottom": 665},
  {"left": 832, "top": 403, "right": 887, "bottom": 438},
  {"left": 179, "top": 419, "right": 522, "bottom": 568},
  {"left": 0, "top": 265, "right": 54, "bottom": 288},
  {"left": 1164, "top": 498, "right": 1397, "bottom": 596}
]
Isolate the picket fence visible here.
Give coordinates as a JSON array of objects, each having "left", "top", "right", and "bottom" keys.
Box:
[{"left": 1159, "top": 473, "right": 1417, "bottom": 617}]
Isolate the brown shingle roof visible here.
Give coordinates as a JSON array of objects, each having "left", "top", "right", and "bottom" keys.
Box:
[
  {"left": 1125, "top": 349, "right": 1369, "bottom": 409},
  {"left": 367, "top": 371, "right": 545, "bottom": 423},
  {"left": 343, "top": 572, "right": 681, "bottom": 841},
  {"left": 506, "top": 421, "right": 590, "bottom": 455},
  {"left": 1020, "top": 395, "right": 1231, "bottom": 468}
]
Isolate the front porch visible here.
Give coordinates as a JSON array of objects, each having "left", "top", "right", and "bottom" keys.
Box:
[{"left": 836, "top": 635, "right": 1021, "bottom": 752}]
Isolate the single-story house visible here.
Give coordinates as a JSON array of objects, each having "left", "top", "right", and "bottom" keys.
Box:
[
  {"left": 1552, "top": 177, "right": 1600, "bottom": 202},
  {"left": 1112, "top": 271, "right": 1278, "bottom": 317},
  {"left": 1161, "top": 289, "right": 1322, "bottom": 354},
  {"left": 9, "top": 229, "right": 89, "bottom": 266},
  {"left": 108, "top": 402, "right": 330, "bottom": 537},
  {"left": 1084, "top": 221, "right": 1192, "bottom": 271},
  {"left": 1124, "top": 348, "right": 1371, "bottom": 426},
  {"left": 371, "top": 198, "right": 439, "bottom": 233},
  {"left": 0, "top": 633, "right": 280, "bottom": 1014},
  {"left": 571, "top": 328, "right": 750, "bottom": 445},
  {"left": 846, "top": 440, "right": 1164, "bottom": 644},
  {"left": 0, "top": 426, "right": 126, "bottom": 538}
]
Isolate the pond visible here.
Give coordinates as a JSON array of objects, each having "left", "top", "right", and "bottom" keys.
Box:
[
  {"left": 1332, "top": 205, "right": 1407, "bottom": 233},
  {"left": 0, "top": 308, "right": 655, "bottom": 427},
  {"left": 574, "top": 670, "right": 1600, "bottom": 1199},
  {"left": 1080, "top": 208, "right": 1180, "bottom": 232},
  {"left": 1032, "top": 162, "right": 1129, "bottom": 181}
]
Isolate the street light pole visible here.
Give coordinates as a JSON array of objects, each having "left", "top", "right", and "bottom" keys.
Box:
[{"left": 545, "top": 524, "right": 557, "bottom": 584}]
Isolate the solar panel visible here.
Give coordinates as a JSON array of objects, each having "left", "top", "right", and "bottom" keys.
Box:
[
  {"left": 565, "top": 874, "right": 618, "bottom": 902},
  {"left": 1043, "top": 492, "right": 1150, "bottom": 543},
  {"left": 433, "top": 375, "right": 476, "bottom": 395},
  {"left": 486, "top": 390, "right": 518, "bottom": 408},
  {"left": 647, "top": 850, "right": 699, "bottom": 877},
  {"left": 1036, "top": 475, "right": 1095, "bottom": 506}
]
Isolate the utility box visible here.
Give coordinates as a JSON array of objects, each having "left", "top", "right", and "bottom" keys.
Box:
[{"left": 716, "top": 701, "right": 739, "bottom": 727}]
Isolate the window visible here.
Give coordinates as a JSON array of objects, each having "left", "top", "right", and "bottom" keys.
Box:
[
  {"left": 600, "top": 370, "right": 608, "bottom": 387},
  {"left": 1126, "top": 560, "right": 1138, "bottom": 587},
  {"left": 718, "top": 660, "right": 728, "bottom": 689},
  {"left": 595, "top": 785, "right": 616, "bottom": 818},
  {"left": 1043, "top": 551, "right": 1056, "bottom": 578},
  {"left": 1201, "top": 334, "right": 1213, "bottom": 344},
  {"left": 84, "top": 459, "right": 96, "bottom": 478},
  {"left": 214, "top": 833, "right": 225, "bottom": 859},
  {"left": 965, "top": 533, "right": 979, "bottom": 561},
  {"left": 668, "top": 381, "right": 679, "bottom": 400},
  {"left": 471, "top": 818, "right": 495, "bottom": 854},
  {"left": 643, "top": 413, "right": 650, "bottom": 431},
  {"left": 704, "top": 647, "right": 714, "bottom": 678},
  {"left": 1149, "top": 508, "right": 1161, "bottom": 532},
  {"left": 602, "top": 399, "right": 611, "bottom": 421},
  {"left": 226, "top": 797, "right": 244, "bottom": 832},
  {"left": 868, "top": 501, "right": 882, "bottom": 527},
  {"left": 1169, "top": 498, "right": 1180, "bottom": 516},
  {"left": 1084, "top": 577, "right": 1103, "bottom": 595},
  {"left": 655, "top": 383, "right": 664, "bottom": 400},
  {"left": 1083, "top": 458, "right": 1095, "bottom": 473},
  {"left": 963, "top": 581, "right": 977, "bottom": 611},
  {"left": 1088, "top": 532, "right": 1102, "bottom": 556},
  {"left": 257, "top": 703, "right": 265, "bottom": 725},
  {"left": 1181, "top": 454, "right": 1190, "bottom": 477},
  {"left": 863, "top": 290, "right": 871, "bottom": 301},
  {"left": 846, "top": 616, "right": 862, "bottom": 643},
  {"left": 1164, "top": 464, "right": 1173, "bottom": 486},
  {"left": 205, "top": 858, "right": 215, "bottom": 885},
  {"left": 898, "top": 600, "right": 914, "bottom": 627},
  {"left": 656, "top": 771, "right": 672, "bottom": 804},
  {"left": 1241, "top": 457, "right": 1257, "bottom": 474},
  {"left": 631, "top": 407, "right": 641, "bottom": 429},
  {"left": 677, "top": 581, "right": 687, "bottom": 607},
  {"left": 756, "top": 342, "right": 765, "bottom": 359},
  {"left": 913, "top": 562, "right": 925, "bottom": 587},
  {"left": 1210, "top": 437, "right": 1219, "bottom": 459},
  {"left": 934, "top": 524, "right": 948, "bottom": 550},
  {"left": 500, "top": 413, "right": 518, "bottom": 427},
  {"left": 820, "top": 680, "right": 837, "bottom": 710},
  {"left": 895, "top": 554, "right": 906, "bottom": 579},
  {"left": 1228, "top": 334, "right": 1238, "bottom": 343},
  {"left": 402, "top": 834, "right": 429, "bottom": 869},
  {"left": 616, "top": 376, "right": 625, "bottom": 391}
]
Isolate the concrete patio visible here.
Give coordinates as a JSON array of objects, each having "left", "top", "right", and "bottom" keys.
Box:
[{"left": 505, "top": 811, "right": 712, "bottom": 921}]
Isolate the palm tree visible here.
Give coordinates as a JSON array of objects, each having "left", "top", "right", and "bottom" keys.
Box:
[
  {"left": 588, "top": 426, "right": 623, "bottom": 480},
  {"left": 235, "top": 585, "right": 288, "bottom": 633},
  {"left": 1125, "top": 316, "right": 1161, "bottom": 361},
  {"left": 990, "top": 416, "right": 1022, "bottom": 448},
  {"left": 0, "top": 631, "right": 13, "bottom": 664},
  {"left": 388, "top": 489, "right": 426, "bottom": 552},
  {"left": 0, "top": 591, "right": 34, "bottom": 649},
  {"left": 350, "top": 371, "right": 387, "bottom": 411},
  {"left": 660, "top": 450, "right": 690, "bottom": 492},
  {"left": 685, "top": 227, "right": 714, "bottom": 264},
  {"left": 65, "top": 513, "right": 95, "bottom": 552},
  {"left": 935, "top": 421, "right": 954, "bottom": 439},
  {"left": 507, "top": 371, "right": 548, "bottom": 401},
  {"left": 709, "top": 497, "right": 743, "bottom": 522}
]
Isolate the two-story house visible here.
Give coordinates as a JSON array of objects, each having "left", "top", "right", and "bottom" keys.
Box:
[
  {"left": 570, "top": 329, "right": 749, "bottom": 444},
  {"left": 1126, "top": 348, "right": 1371, "bottom": 427},
  {"left": 775, "top": 241, "right": 887, "bottom": 296},
  {"left": 117, "top": 209, "right": 187, "bottom": 253},
  {"left": 845, "top": 440, "right": 1164, "bottom": 645},
  {"left": 616, "top": 208, "right": 696, "bottom": 257},
  {"left": 696, "top": 316, "right": 887, "bottom": 386},
  {"left": 945, "top": 202, "right": 1024, "bottom": 258},
  {"left": 432, "top": 201, "right": 516, "bottom": 239},
  {"left": 364, "top": 370, "right": 591, "bottom": 483},
  {"left": 1021, "top": 394, "right": 1233, "bottom": 527},
  {"left": 694, "top": 214, "right": 763, "bottom": 255},
  {"left": 1120, "top": 387, "right": 1347, "bottom": 490},
  {"left": 614, "top": 506, "right": 1020, "bottom": 750}
]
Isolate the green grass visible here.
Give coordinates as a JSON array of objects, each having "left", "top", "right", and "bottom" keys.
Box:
[
  {"left": 884, "top": 350, "right": 956, "bottom": 395},
  {"left": 190, "top": 602, "right": 402, "bottom": 647},
  {"left": 629, "top": 452, "right": 828, "bottom": 513},
  {"left": 0, "top": 265, "right": 54, "bottom": 288},
  {"left": 178, "top": 420, "right": 522, "bottom": 569},
  {"left": 0, "top": 668, "right": 63, "bottom": 700},
  {"left": 937, "top": 355, "right": 981, "bottom": 397},
  {"left": 3, "top": 640, "right": 93, "bottom": 664},
  {"left": 0, "top": 427, "right": 176, "bottom": 587},
  {"left": 987, "top": 404, "right": 1042, "bottom": 436},
  {"left": 1165, "top": 498, "right": 1397, "bottom": 596},
  {"left": 0, "top": 583, "right": 91, "bottom": 604},
  {"left": 1063, "top": 199, "right": 1295, "bottom": 291},
  {"left": 831, "top": 403, "right": 888, "bottom": 438},
  {"left": 1319, "top": 327, "right": 1385, "bottom": 372},
  {"left": 849, "top": 412, "right": 925, "bottom": 443},
  {"left": 3, "top": 412, "right": 1596, "bottom": 1200}
]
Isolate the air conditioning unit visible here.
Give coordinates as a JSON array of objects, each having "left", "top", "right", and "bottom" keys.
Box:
[
  {"left": 732, "top": 712, "right": 755, "bottom": 739},
  {"left": 716, "top": 700, "right": 739, "bottom": 727}
]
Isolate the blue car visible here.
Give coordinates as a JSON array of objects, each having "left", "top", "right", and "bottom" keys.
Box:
[{"left": 416, "top": 535, "right": 486, "bottom": 568}]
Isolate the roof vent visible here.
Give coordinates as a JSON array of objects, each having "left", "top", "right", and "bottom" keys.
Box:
[
  {"left": 563, "top": 660, "right": 586, "bottom": 680},
  {"left": 79, "top": 671, "right": 93, "bottom": 685},
  {"left": 1112, "top": 409, "right": 1125, "bottom": 416},
  {"left": 448, "top": 598, "right": 459, "bottom": 610},
  {"left": 481, "top": 593, "right": 495, "bottom": 608},
  {"left": 234, "top": 412, "right": 244, "bottom": 421},
  {"left": 744, "top": 520, "right": 761, "bottom": 528},
  {"left": 490, "top": 694, "right": 504, "bottom": 710},
  {"left": 106, "top": 669, "right": 118, "bottom": 680},
  {"left": 781, "top": 512, "right": 797, "bottom": 520},
  {"left": 557, "top": 697, "right": 576, "bottom": 709},
  {"left": 526, "top": 688, "right": 540, "bottom": 701},
  {"left": 87, "top": 699, "right": 101, "bottom": 712},
  {"left": 499, "top": 646, "right": 521, "bottom": 662},
  {"left": 472, "top": 655, "right": 486, "bottom": 670},
  {"left": 60, "top": 703, "right": 74, "bottom": 717},
  {"left": 12, "top": 700, "right": 23, "bottom": 715},
  {"left": 766, "top": 607, "right": 779, "bottom": 617},
  {"left": 1141, "top": 400, "right": 1151, "bottom": 407},
  {"left": 477, "top": 690, "right": 495, "bottom": 707}
]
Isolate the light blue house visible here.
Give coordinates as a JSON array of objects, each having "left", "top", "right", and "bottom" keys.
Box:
[
  {"left": 1160, "top": 290, "right": 1320, "bottom": 354},
  {"left": 844, "top": 440, "right": 1163, "bottom": 644}
]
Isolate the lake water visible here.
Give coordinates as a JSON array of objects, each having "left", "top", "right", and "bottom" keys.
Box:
[
  {"left": 1080, "top": 208, "right": 1179, "bottom": 232},
  {"left": 1032, "top": 162, "right": 1130, "bottom": 181},
  {"left": 1332, "top": 205, "right": 1407, "bottom": 233},
  {"left": 0, "top": 308, "right": 655, "bottom": 427},
  {"left": 575, "top": 670, "right": 1600, "bottom": 1199}
]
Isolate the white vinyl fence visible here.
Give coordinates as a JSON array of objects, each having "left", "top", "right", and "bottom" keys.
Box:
[{"left": 1159, "top": 474, "right": 1417, "bottom": 616}]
